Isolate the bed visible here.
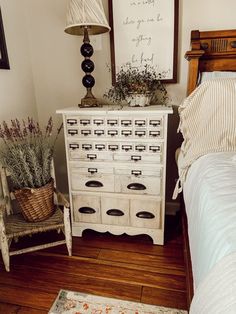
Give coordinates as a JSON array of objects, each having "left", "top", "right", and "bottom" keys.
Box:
[{"left": 175, "top": 29, "right": 236, "bottom": 313}]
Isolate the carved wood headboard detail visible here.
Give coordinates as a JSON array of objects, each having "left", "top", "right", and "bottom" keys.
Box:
[{"left": 185, "top": 29, "right": 236, "bottom": 95}]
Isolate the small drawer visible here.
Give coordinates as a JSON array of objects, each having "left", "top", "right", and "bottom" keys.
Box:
[
  {"left": 107, "top": 119, "right": 118, "bottom": 126},
  {"left": 121, "top": 119, "right": 132, "bottom": 127},
  {"left": 149, "top": 118, "right": 162, "bottom": 127},
  {"left": 79, "top": 118, "right": 91, "bottom": 126},
  {"left": 121, "top": 144, "right": 133, "bottom": 152},
  {"left": 115, "top": 175, "right": 161, "bottom": 195},
  {"left": 94, "top": 143, "right": 106, "bottom": 151},
  {"left": 149, "top": 144, "right": 162, "bottom": 153},
  {"left": 130, "top": 199, "right": 161, "bottom": 228},
  {"left": 115, "top": 167, "right": 161, "bottom": 177},
  {"left": 149, "top": 130, "right": 162, "bottom": 138},
  {"left": 134, "top": 130, "right": 146, "bottom": 138},
  {"left": 107, "top": 129, "right": 119, "bottom": 137},
  {"left": 108, "top": 144, "right": 119, "bottom": 151},
  {"left": 81, "top": 143, "right": 93, "bottom": 151},
  {"left": 67, "top": 129, "right": 78, "bottom": 137},
  {"left": 71, "top": 172, "right": 114, "bottom": 192},
  {"left": 135, "top": 144, "right": 146, "bottom": 152},
  {"left": 70, "top": 151, "right": 113, "bottom": 161},
  {"left": 114, "top": 154, "right": 142, "bottom": 162},
  {"left": 121, "top": 130, "right": 132, "bottom": 137},
  {"left": 71, "top": 166, "right": 113, "bottom": 175},
  {"left": 69, "top": 143, "right": 80, "bottom": 151},
  {"left": 134, "top": 119, "right": 146, "bottom": 127},
  {"left": 73, "top": 194, "right": 101, "bottom": 223},
  {"left": 94, "top": 129, "right": 105, "bottom": 137},
  {"left": 93, "top": 118, "right": 105, "bottom": 126},
  {"left": 66, "top": 118, "right": 78, "bottom": 126},
  {"left": 101, "top": 197, "right": 130, "bottom": 226},
  {"left": 80, "top": 129, "right": 92, "bottom": 137}
]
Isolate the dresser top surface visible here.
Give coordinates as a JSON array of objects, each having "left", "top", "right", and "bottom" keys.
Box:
[{"left": 56, "top": 104, "right": 173, "bottom": 115}]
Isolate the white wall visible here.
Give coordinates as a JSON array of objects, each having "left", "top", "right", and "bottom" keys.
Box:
[
  {"left": 1, "top": 0, "right": 236, "bottom": 195},
  {"left": 0, "top": 1, "right": 37, "bottom": 121},
  {"left": 168, "top": 0, "right": 236, "bottom": 105}
]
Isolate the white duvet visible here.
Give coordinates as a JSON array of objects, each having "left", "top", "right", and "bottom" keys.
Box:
[{"left": 183, "top": 152, "right": 236, "bottom": 313}]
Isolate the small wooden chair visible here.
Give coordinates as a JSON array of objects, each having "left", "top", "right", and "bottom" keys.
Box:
[{"left": 0, "top": 164, "right": 72, "bottom": 272}]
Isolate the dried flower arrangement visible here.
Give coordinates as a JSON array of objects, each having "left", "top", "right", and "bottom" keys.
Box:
[
  {"left": 0, "top": 117, "right": 62, "bottom": 190},
  {"left": 104, "top": 64, "right": 168, "bottom": 106}
]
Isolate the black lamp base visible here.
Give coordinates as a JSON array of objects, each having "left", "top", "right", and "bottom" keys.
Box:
[{"left": 79, "top": 27, "right": 101, "bottom": 108}]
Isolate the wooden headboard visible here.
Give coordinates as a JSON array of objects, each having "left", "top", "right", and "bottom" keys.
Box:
[{"left": 185, "top": 29, "right": 236, "bottom": 95}]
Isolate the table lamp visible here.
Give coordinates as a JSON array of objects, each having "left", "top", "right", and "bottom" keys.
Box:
[{"left": 65, "top": 0, "right": 111, "bottom": 107}]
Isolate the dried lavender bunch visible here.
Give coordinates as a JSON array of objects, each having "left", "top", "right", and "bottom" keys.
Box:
[
  {"left": 0, "top": 117, "right": 62, "bottom": 189},
  {"left": 104, "top": 63, "right": 168, "bottom": 104}
]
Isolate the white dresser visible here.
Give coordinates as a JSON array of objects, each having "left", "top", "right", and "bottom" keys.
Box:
[{"left": 57, "top": 105, "right": 172, "bottom": 245}]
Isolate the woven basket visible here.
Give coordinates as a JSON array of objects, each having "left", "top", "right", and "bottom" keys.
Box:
[{"left": 14, "top": 179, "right": 55, "bottom": 222}]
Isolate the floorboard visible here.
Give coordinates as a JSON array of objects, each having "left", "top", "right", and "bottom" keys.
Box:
[{"left": 0, "top": 214, "right": 188, "bottom": 312}]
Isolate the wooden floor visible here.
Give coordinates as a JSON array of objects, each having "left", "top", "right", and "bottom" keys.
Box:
[{"left": 0, "top": 214, "right": 187, "bottom": 313}]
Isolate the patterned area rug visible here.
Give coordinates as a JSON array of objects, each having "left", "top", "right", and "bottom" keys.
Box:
[{"left": 49, "top": 289, "right": 188, "bottom": 314}]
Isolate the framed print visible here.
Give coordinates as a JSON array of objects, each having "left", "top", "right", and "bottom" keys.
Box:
[
  {"left": 108, "top": 0, "right": 178, "bottom": 83},
  {"left": 0, "top": 8, "right": 10, "bottom": 70}
]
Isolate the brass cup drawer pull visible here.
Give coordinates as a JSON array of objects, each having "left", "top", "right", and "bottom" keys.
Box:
[
  {"left": 82, "top": 144, "right": 92, "bottom": 151},
  {"left": 80, "top": 119, "right": 90, "bottom": 126},
  {"left": 135, "top": 145, "right": 146, "bottom": 152},
  {"left": 93, "top": 119, "right": 104, "bottom": 126},
  {"left": 135, "top": 131, "right": 146, "bottom": 137},
  {"left": 149, "top": 131, "right": 160, "bottom": 137},
  {"left": 69, "top": 143, "right": 79, "bottom": 150},
  {"left": 136, "top": 211, "right": 155, "bottom": 219},
  {"left": 85, "top": 180, "right": 103, "bottom": 188},
  {"left": 127, "top": 183, "right": 146, "bottom": 190},
  {"left": 149, "top": 119, "right": 161, "bottom": 127},
  {"left": 149, "top": 145, "right": 161, "bottom": 152},
  {"left": 78, "top": 207, "right": 96, "bottom": 214},
  {"left": 94, "top": 130, "right": 104, "bottom": 136},
  {"left": 121, "top": 120, "right": 132, "bottom": 126},
  {"left": 87, "top": 154, "right": 97, "bottom": 160},
  {"left": 107, "top": 119, "right": 118, "bottom": 126},
  {"left": 95, "top": 144, "right": 105, "bottom": 151},
  {"left": 108, "top": 130, "right": 118, "bottom": 137},
  {"left": 108, "top": 145, "right": 119, "bottom": 151},
  {"left": 81, "top": 130, "right": 91, "bottom": 136},
  {"left": 122, "top": 145, "right": 132, "bottom": 151},
  {"left": 131, "top": 170, "right": 142, "bottom": 176},
  {"left": 135, "top": 120, "right": 146, "bottom": 127},
  {"left": 121, "top": 130, "right": 132, "bottom": 137},
  {"left": 68, "top": 129, "right": 78, "bottom": 136},
  {"left": 106, "top": 209, "right": 124, "bottom": 217},
  {"left": 67, "top": 119, "right": 77, "bottom": 126},
  {"left": 131, "top": 155, "right": 141, "bottom": 161},
  {"left": 88, "top": 168, "right": 98, "bottom": 174}
]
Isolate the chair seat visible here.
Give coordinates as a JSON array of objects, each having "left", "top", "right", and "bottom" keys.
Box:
[{"left": 5, "top": 208, "right": 64, "bottom": 238}]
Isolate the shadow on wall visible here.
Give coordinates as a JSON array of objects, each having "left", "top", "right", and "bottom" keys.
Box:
[{"left": 166, "top": 105, "right": 183, "bottom": 203}]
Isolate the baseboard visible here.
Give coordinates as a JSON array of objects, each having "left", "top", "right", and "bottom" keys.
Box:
[{"left": 165, "top": 201, "right": 180, "bottom": 216}]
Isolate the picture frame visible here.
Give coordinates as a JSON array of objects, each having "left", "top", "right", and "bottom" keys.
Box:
[
  {"left": 0, "top": 8, "right": 10, "bottom": 70},
  {"left": 108, "top": 0, "right": 178, "bottom": 84}
]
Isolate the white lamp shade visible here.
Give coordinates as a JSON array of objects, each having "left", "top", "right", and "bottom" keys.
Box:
[{"left": 65, "top": 0, "right": 111, "bottom": 35}]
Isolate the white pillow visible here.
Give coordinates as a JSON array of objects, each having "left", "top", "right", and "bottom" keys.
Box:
[{"left": 198, "top": 71, "right": 236, "bottom": 84}]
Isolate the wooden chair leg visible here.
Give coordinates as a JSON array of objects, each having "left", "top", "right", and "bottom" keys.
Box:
[
  {"left": 64, "top": 207, "right": 72, "bottom": 256},
  {"left": 0, "top": 231, "right": 10, "bottom": 272}
]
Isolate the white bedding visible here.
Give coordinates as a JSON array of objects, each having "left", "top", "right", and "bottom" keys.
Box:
[
  {"left": 190, "top": 252, "right": 236, "bottom": 314},
  {"left": 183, "top": 152, "right": 236, "bottom": 313}
]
